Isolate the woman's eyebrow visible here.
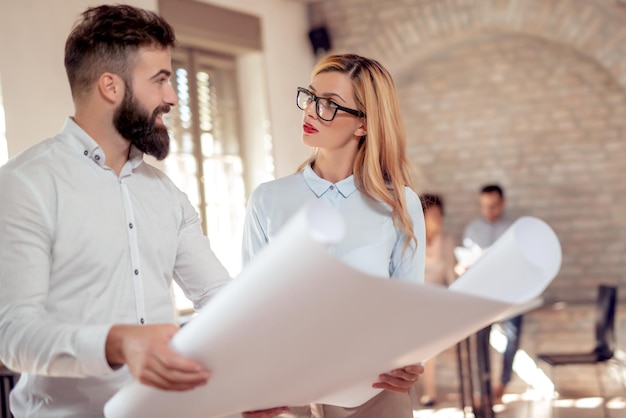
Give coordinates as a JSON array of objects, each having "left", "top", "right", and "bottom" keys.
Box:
[{"left": 308, "top": 84, "right": 347, "bottom": 103}]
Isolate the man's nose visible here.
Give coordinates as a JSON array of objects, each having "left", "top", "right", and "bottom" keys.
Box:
[{"left": 164, "top": 82, "right": 178, "bottom": 107}]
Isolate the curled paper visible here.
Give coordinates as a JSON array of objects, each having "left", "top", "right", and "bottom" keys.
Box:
[
  {"left": 450, "top": 216, "right": 562, "bottom": 302},
  {"left": 104, "top": 203, "right": 561, "bottom": 418}
]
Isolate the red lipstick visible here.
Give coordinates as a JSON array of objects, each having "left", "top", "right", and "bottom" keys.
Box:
[{"left": 303, "top": 122, "right": 318, "bottom": 134}]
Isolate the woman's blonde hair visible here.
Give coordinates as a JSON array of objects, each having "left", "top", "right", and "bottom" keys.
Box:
[{"left": 297, "top": 53, "right": 417, "bottom": 249}]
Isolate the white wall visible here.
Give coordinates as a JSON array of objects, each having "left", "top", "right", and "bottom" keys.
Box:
[
  {"left": 0, "top": 0, "right": 313, "bottom": 178},
  {"left": 0, "top": 0, "right": 157, "bottom": 158},
  {"left": 0, "top": 78, "right": 7, "bottom": 166}
]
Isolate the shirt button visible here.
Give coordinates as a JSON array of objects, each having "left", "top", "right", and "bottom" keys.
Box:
[
  {"left": 140, "top": 318, "right": 145, "bottom": 324},
  {"left": 95, "top": 155, "right": 100, "bottom": 161},
  {"left": 329, "top": 185, "right": 335, "bottom": 190},
  {"left": 129, "top": 223, "right": 134, "bottom": 229},
  {"left": 134, "top": 269, "right": 139, "bottom": 275},
  {"left": 83, "top": 150, "right": 88, "bottom": 156}
]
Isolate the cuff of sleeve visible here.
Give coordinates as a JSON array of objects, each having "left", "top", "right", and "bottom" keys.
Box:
[{"left": 76, "top": 323, "right": 116, "bottom": 375}]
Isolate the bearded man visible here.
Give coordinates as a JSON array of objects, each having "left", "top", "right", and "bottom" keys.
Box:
[{"left": 0, "top": 5, "right": 233, "bottom": 417}]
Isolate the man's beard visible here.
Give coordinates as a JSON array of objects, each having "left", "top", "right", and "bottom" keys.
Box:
[{"left": 113, "top": 85, "right": 172, "bottom": 160}]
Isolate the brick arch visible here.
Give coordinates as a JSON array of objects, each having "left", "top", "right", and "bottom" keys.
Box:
[
  {"left": 322, "top": 0, "right": 626, "bottom": 89},
  {"left": 400, "top": 30, "right": 626, "bottom": 301}
]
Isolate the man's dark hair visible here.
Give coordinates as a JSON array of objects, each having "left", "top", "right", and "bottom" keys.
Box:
[
  {"left": 420, "top": 193, "right": 444, "bottom": 215},
  {"left": 480, "top": 184, "right": 504, "bottom": 199},
  {"left": 64, "top": 4, "right": 176, "bottom": 99}
]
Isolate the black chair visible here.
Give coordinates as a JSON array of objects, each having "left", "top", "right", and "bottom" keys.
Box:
[{"left": 537, "top": 284, "right": 617, "bottom": 417}]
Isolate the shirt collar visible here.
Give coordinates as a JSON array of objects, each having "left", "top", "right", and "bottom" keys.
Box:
[
  {"left": 302, "top": 164, "right": 357, "bottom": 198},
  {"left": 60, "top": 117, "right": 144, "bottom": 170}
]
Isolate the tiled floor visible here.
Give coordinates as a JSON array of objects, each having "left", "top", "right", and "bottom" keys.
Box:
[{"left": 409, "top": 340, "right": 626, "bottom": 418}]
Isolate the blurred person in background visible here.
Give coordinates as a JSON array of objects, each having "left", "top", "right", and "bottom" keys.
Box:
[
  {"left": 417, "top": 193, "right": 457, "bottom": 407},
  {"left": 462, "top": 184, "right": 518, "bottom": 403}
]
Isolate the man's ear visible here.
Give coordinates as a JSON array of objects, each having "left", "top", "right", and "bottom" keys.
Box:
[
  {"left": 354, "top": 119, "right": 367, "bottom": 137},
  {"left": 98, "top": 72, "right": 124, "bottom": 104}
]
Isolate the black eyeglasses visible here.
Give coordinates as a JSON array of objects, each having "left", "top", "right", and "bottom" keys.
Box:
[{"left": 296, "top": 87, "right": 365, "bottom": 122}]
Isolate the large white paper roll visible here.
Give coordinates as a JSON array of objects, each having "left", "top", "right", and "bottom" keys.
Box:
[
  {"left": 104, "top": 202, "right": 561, "bottom": 418},
  {"left": 450, "top": 216, "right": 562, "bottom": 304}
]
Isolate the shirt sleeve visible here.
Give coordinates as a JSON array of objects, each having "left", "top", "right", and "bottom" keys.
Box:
[
  {"left": 463, "top": 220, "right": 478, "bottom": 245},
  {"left": 172, "top": 186, "right": 232, "bottom": 310},
  {"left": 0, "top": 170, "right": 113, "bottom": 377},
  {"left": 389, "top": 188, "right": 426, "bottom": 284},
  {"left": 241, "top": 185, "right": 269, "bottom": 267}
]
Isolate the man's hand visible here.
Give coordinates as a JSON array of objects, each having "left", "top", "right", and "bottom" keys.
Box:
[
  {"left": 372, "top": 364, "right": 424, "bottom": 394},
  {"left": 242, "top": 407, "right": 290, "bottom": 418},
  {"left": 106, "top": 324, "right": 210, "bottom": 391}
]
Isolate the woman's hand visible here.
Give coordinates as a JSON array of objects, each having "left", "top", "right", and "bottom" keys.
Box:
[
  {"left": 242, "top": 406, "right": 290, "bottom": 418},
  {"left": 372, "top": 364, "right": 424, "bottom": 394}
]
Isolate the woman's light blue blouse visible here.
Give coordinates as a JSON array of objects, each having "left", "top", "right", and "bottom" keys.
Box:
[{"left": 242, "top": 165, "right": 425, "bottom": 283}]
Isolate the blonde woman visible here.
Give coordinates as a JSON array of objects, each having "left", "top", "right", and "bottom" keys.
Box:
[{"left": 242, "top": 54, "right": 426, "bottom": 418}]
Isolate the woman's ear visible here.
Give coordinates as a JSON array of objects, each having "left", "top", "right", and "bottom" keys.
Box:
[
  {"left": 98, "top": 72, "right": 124, "bottom": 104},
  {"left": 354, "top": 119, "right": 367, "bottom": 137}
]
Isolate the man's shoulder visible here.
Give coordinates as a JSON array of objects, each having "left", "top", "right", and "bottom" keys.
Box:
[
  {"left": 0, "top": 137, "right": 63, "bottom": 178},
  {"left": 136, "top": 160, "right": 167, "bottom": 179},
  {"left": 464, "top": 217, "right": 484, "bottom": 231},
  {"left": 133, "top": 162, "right": 186, "bottom": 201},
  {"left": 500, "top": 214, "right": 516, "bottom": 227},
  {"left": 462, "top": 217, "right": 489, "bottom": 242}
]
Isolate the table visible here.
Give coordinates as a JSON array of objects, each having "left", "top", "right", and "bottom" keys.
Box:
[
  {"left": 456, "top": 326, "right": 495, "bottom": 418},
  {"left": 455, "top": 297, "right": 544, "bottom": 417}
]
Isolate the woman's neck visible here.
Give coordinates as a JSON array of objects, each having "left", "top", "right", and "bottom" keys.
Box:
[{"left": 312, "top": 149, "right": 356, "bottom": 183}]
